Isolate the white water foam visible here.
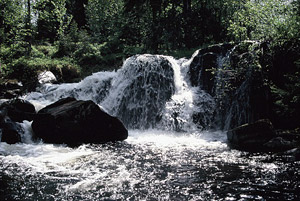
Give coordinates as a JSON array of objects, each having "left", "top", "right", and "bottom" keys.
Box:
[
  {"left": 1, "top": 129, "right": 282, "bottom": 201},
  {"left": 161, "top": 55, "right": 216, "bottom": 131},
  {"left": 0, "top": 130, "right": 228, "bottom": 191},
  {"left": 24, "top": 71, "right": 116, "bottom": 109}
]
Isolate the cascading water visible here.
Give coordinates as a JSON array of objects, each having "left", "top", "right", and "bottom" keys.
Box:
[
  {"left": 1, "top": 45, "right": 299, "bottom": 201},
  {"left": 25, "top": 71, "right": 116, "bottom": 110},
  {"left": 161, "top": 55, "right": 216, "bottom": 131},
  {"left": 100, "top": 54, "right": 176, "bottom": 129},
  {"left": 24, "top": 53, "right": 216, "bottom": 131}
]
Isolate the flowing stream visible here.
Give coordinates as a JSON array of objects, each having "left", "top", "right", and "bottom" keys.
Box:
[{"left": 1, "top": 51, "right": 300, "bottom": 200}]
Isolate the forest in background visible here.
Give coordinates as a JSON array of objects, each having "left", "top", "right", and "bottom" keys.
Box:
[
  {"left": 0, "top": 0, "right": 300, "bottom": 129},
  {"left": 1, "top": 0, "right": 299, "bottom": 73}
]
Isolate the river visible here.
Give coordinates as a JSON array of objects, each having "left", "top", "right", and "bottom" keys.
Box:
[{"left": 1, "top": 129, "right": 299, "bottom": 200}]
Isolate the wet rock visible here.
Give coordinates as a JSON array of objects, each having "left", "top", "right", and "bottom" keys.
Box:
[
  {"left": 227, "top": 119, "right": 276, "bottom": 151},
  {"left": 106, "top": 54, "right": 175, "bottom": 129},
  {"left": 32, "top": 97, "right": 128, "bottom": 146},
  {"left": 188, "top": 42, "right": 270, "bottom": 130},
  {"left": 281, "top": 148, "right": 300, "bottom": 162},
  {"left": 0, "top": 79, "right": 23, "bottom": 99},
  {"left": 189, "top": 43, "right": 234, "bottom": 95},
  {"left": 38, "top": 71, "right": 57, "bottom": 84},
  {"left": 263, "top": 137, "right": 297, "bottom": 152},
  {"left": 0, "top": 99, "right": 36, "bottom": 122},
  {"left": 189, "top": 52, "right": 218, "bottom": 95},
  {"left": 0, "top": 116, "right": 22, "bottom": 144}
]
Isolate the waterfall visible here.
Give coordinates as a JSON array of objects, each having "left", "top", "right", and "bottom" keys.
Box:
[
  {"left": 186, "top": 42, "right": 265, "bottom": 130},
  {"left": 24, "top": 54, "right": 215, "bottom": 131},
  {"left": 161, "top": 55, "right": 216, "bottom": 131},
  {"left": 24, "top": 42, "right": 264, "bottom": 132},
  {"left": 100, "top": 54, "right": 176, "bottom": 129}
]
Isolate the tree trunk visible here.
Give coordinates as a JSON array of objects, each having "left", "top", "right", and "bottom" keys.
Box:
[
  {"left": 25, "top": 0, "right": 32, "bottom": 55},
  {"left": 150, "top": 0, "right": 162, "bottom": 52},
  {"left": 183, "top": 0, "right": 191, "bottom": 48}
]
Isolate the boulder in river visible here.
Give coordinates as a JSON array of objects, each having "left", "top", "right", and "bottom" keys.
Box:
[
  {"left": 227, "top": 119, "right": 276, "bottom": 151},
  {"left": 0, "top": 99, "right": 36, "bottom": 122},
  {"left": 263, "top": 137, "right": 297, "bottom": 152},
  {"left": 0, "top": 114, "right": 23, "bottom": 144},
  {"left": 32, "top": 97, "right": 128, "bottom": 146}
]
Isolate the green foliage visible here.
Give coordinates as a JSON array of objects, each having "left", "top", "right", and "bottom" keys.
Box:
[
  {"left": 65, "top": 0, "right": 88, "bottom": 29},
  {"left": 34, "top": 45, "right": 58, "bottom": 57},
  {"left": 74, "top": 43, "right": 103, "bottom": 65},
  {"left": 5, "top": 56, "right": 39, "bottom": 91},
  {"left": 0, "top": 41, "right": 80, "bottom": 88},
  {"left": 1, "top": 0, "right": 299, "bottom": 96},
  {"left": 0, "top": 0, "right": 25, "bottom": 44},
  {"left": 228, "top": 0, "right": 299, "bottom": 41},
  {"left": 86, "top": 0, "right": 124, "bottom": 42}
]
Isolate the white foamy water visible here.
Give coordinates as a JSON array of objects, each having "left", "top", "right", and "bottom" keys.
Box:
[
  {"left": 162, "top": 56, "right": 216, "bottom": 131},
  {"left": 1, "top": 130, "right": 292, "bottom": 201},
  {"left": 24, "top": 71, "right": 116, "bottom": 110}
]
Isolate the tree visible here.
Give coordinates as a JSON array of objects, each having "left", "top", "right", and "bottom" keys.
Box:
[
  {"left": 24, "top": 0, "right": 32, "bottom": 55},
  {"left": 66, "top": 0, "right": 88, "bottom": 29},
  {"left": 124, "top": 0, "right": 164, "bottom": 52},
  {"left": 0, "top": 0, "right": 25, "bottom": 44},
  {"left": 86, "top": 0, "right": 124, "bottom": 42},
  {"left": 182, "top": 0, "right": 191, "bottom": 48},
  {"left": 35, "top": 0, "right": 71, "bottom": 43}
]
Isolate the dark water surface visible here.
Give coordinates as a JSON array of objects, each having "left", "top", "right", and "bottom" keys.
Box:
[{"left": 1, "top": 130, "right": 300, "bottom": 201}]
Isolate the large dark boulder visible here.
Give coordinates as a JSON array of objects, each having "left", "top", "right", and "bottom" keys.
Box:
[
  {"left": 188, "top": 42, "right": 272, "bottom": 130},
  {"left": 0, "top": 99, "right": 36, "bottom": 122},
  {"left": 189, "top": 43, "right": 234, "bottom": 95},
  {"left": 227, "top": 119, "right": 276, "bottom": 151},
  {"left": 32, "top": 97, "right": 128, "bottom": 146},
  {"left": 0, "top": 98, "right": 36, "bottom": 144}
]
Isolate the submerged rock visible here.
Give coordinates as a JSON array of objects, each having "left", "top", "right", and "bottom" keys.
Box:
[
  {"left": 263, "top": 137, "right": 297, "bottom": 152},
  {"left": 282, "top": 148, "right": 300, "bottom": 162},
  {"left": 227, "top": 119, "right": 276, "bottom": 151},
  {"left": 32, "top": 97, "right": 128, "bottom": 146}
]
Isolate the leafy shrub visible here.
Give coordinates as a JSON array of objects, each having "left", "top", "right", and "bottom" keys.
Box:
[
  {"left": 35, "top": 45, "right": 58, "bottom": 57},
  {"left": 31, "top": 46, "right": 46, "bottom": 58},
  {"left": 54, "top": 35, "right": 78, "bottom": 58},
  {"left": 74, "top": 43, "right": 104, "bottom": 66},
  {"left": 6, "top": 57, "right": 39, "bottom": 91}
]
